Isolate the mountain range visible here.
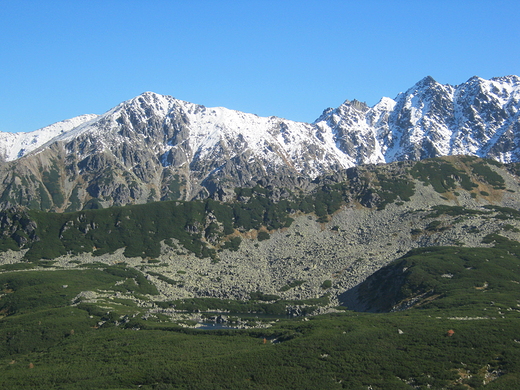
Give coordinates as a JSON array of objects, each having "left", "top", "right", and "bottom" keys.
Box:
[
  {"left": 2, "top": 77, "right": 520, "bottom": 388},
  {"left": 0, "top": 75, "right": 519, "bottom": 211}
]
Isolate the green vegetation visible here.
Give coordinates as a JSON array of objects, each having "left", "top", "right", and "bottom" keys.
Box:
[
  {"left": 279, "top": 280, "right": 306, "bottom": 292},
  {"left": 483, "top": 205, "right": 520, "bottom": 220},
  {"left": 353, "top": 236, "right": 520, "bottom": 314},
  {"left": 157, "top": 298, "right": 286, "bottom": 315},
  {"left": 375, "top": 174, "right": 415, "bottom": 209},
  {"left": 162, "top": 174, "right": 183, "bottom": 201},
  {"left": 249, "top": 291, "right": 281, "bottom": 301},
  {"left": 410, "top": 157, "right": 509, "bottom": 196},
  {"left": 503, "top": 224, "right": 520, "bottom": 232},
  {"left": 65, "top": 186, "right": 82, "bottom": 212},
  {"left": 221, "top": 236, "right": 242, "bottom": 251},
  {"left": 0, "top": 182, "right": 352, "bottom": 261},
  {"left": 425, "top": 220, "right": 447, "bottom": 232},
  {"left": 257, "top": 230, "right": 270, "bottom": 241},
  {"left": 0, "top": 269, "right": 120, "bottom": 316},
  {"left": 0, "top": 178, "right": 366, "bottom": 261},
  {"left": 321, "top": 280, "right": 332, "bottom": 289},
  {"left": 41, "top": 161, "right": 64, "bottom": 208},
  {"left": 0, "top": 247, "right": 519, "bottom": 388},
  {"left": 154, "top": 295, "right": 328, "bottom": 316},
  {"left": 146, "top": 271, "right": 179, "bottom": 286},
  {"left": 411, "top": 159, "right": 476, "bottom": 193},
  {"left": 0, "top": 157, "right": 510, "bottom": 263},
  {"left": 427, "top": 205, "right": 491, "bottom": 218},
  {"left": 2, "top": 313, "right": 520, "bottom": 389},
  {"left": 103, "top": 265, "right": 159, "bottom": 295},
  {"left": 472, "top": 161, "right": 505, "bottom": 189}
]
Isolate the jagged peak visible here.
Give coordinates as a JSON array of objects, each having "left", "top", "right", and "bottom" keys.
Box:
[
  {"left": 458, "top": 75, "right": 520, "bottom": 103},
  {"left": 461, "top": 75, "right": 518, "bottom": 90},
  {"left": 138, "top": 91, "right": 164, "bottom": 98},
  {"left": 6, "top": 74, "right": 520, "bottom": 169},
  {"left": 372, "top": 97, "right": 396, "bottom": 110},
  {"left": 413, "top": 76, "right": 443, "bottom": 92},
  {"left": 468, "top": 75, "right": 483, "bottom": 81},
  {"left": 490, "top": 75, "right": 520, "bottom": 85},
  {"left": 312, "top": 107, "right": 335, "bottom": 124},
  {"left": 416, "top": 75, "right": 438, "bottom": 87},
  {"left": 464, "top": 75, "right": 486, "bottom": 85},
  {"left": 464, "top": 75, "right": 520, "bottom": 85},
  {"left": 125, "top": 91, "right": 176, "bottom": 109},
  {"left": 115, "top": 91, "right": 208, "bottom": 123},
  {"left": 340, "top": 99, "right": 369, "bottom": 112},
  {"left": 395, "top": 76, "right": 442, "bottom": 101}
]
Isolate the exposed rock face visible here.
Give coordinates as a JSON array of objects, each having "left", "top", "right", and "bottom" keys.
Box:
[
  {"left": 0, "top": 76, "right": 519, "bottom": 211},
  {"left": 314, "top": 75, "right": 520, "bottom": 164}
]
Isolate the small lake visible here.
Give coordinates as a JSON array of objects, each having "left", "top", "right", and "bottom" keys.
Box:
[
  {"left": 193, "top": 312, "right": 291, "bottom": 330},
  {"left": 195, "top": 323, "right": 239, "bottom": 330}
]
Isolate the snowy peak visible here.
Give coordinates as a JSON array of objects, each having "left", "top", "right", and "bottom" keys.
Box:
[
  {"left": 411, "top": 75, "right": 438, "bottom": 90},
  {"left": 0, "top": 114, "right": 98, "bottom": 162},
  {"left": 104, "top": 90, "right": 354, "bottom": 176},
  {"left": 315, "top": 74, "right": 520, "bottom": 164},
  {"left": 1, "top": 75, "right": 520, "bottom": 211},
  {"left": 3, "top": 75, "right": 520, "bottom": 168}
]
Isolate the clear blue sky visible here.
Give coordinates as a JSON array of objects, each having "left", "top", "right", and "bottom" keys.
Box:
[{"left": 1, "top": 0, "right": 519, "bottom": 133}]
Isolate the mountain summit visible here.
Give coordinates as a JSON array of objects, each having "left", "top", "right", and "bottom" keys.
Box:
[
  {"left": 0, "top": 75, "right": 519, "bottom": 211},
  {"left": 314, "top": 75, "right": 520, "bottom": 165}
]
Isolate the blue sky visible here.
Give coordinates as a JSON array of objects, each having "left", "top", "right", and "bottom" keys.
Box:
[{"left": 1, "top": 0, "right": 519, "bottom": 133}]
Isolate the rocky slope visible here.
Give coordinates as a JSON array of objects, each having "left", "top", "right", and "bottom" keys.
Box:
[
  {"left": 1, "top": 157, "right": 520, "bottom": 308},
  {"left": 0, "top": 76, "right": 519, "bottom": 211}
]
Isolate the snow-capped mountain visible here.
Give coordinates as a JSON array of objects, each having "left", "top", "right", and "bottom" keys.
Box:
[
  {"left": 0, "top": 75, "right": 519, "bottom": 211},
  {"left": 0, "top": 114, "right": 98, "bottom": 162},
  {"left": 314, "top": 75, "right": 520, "bottom": 164},
  {"left": 55, "top": 92, "right": 354, "bottom": 179}
]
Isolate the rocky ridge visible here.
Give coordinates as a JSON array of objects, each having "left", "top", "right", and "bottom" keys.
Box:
[{"left": 0, "top": 76, "right": 519, "bottom": 211}]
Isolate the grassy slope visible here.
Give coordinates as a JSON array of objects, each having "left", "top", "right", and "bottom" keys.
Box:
[{"left": 348, "top": 239, "right": 520, "bottom": 314}]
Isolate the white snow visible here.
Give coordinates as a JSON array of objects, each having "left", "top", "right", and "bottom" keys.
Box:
[
  {"left": 2, "top": 75, "right": 520, "bottom": 177},
  {"left": 0, "top": 114, "right": 98, "bottom": 161}
]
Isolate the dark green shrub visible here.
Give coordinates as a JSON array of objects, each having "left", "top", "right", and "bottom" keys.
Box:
[
  {"left": 279, "top": 280, "right": 305, "bottom": 292},
  {"left": 321, "top": 280, "right": 332, "bottom": 289},
  {"left": 257, "top": 231, "right": 270, "bottom": 241},
  {"left": 222, "top": 236, "right": 242, "bottom": 251}
]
